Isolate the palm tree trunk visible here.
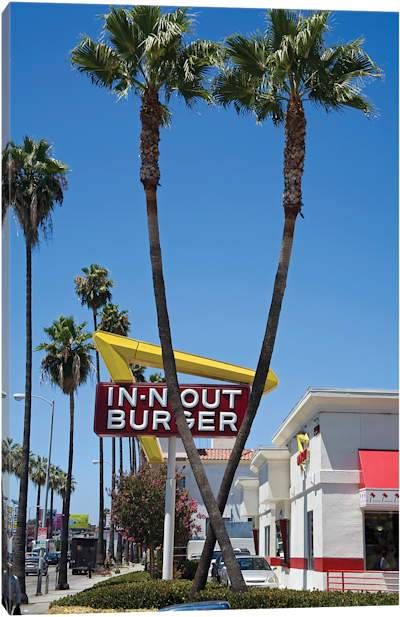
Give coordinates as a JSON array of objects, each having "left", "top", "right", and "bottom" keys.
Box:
[
  {"left": 49, "top": 488, "right": 54, "bottom": 538},
  {"left": 94, "top": 311, "right": 105, "bottom": 569},
  {"left": 35, "top": 484, "right": 41, "bottom": 541},
  {"left": 57, "top": 392, "right": 75, "bottom": 589},
  {"left": 119, "top": 438, "right": 123, "bottom": 475},
  {"left": 191, "top": 94, "right": 305, "bottom": 593},
  {"left": 108, "top": 437, "right": 116, "bottom": 560},
  {"left": 140, "top": 88, "right": 246, "bottom": 592},
  {"left": 14, "top": 241, "right": 33, "bottom": 603}
]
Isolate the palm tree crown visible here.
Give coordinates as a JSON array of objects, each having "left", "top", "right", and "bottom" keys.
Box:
[
  {"left": 37, "top": 316, "right": 93, "bottom": 394},
  {"left": 75, "top": 265, "right": 113, "bottom": 314},
  {"left": 2, "top": 137, "right": 68, "bottom": 243},
  {"left": 71, "top": 6, "right": 220, "bottom": 187},
  {"left": 214, "top": 9, "right": 381, "bottom": 122},
  {"left": 98, "top": 303, "right": 130, "bottom": 336}
]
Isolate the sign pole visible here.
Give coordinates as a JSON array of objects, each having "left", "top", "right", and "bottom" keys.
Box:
[{"left": 162, "top": 436, "right": 176, "bottom": 580}]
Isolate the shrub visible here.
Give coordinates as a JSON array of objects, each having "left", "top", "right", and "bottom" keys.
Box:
[
  {"left": 179, "top": 559, "right": 199, "bottom": 580},
  {"left": 50, "top": 575, "right": 399, "bottom": 611}
]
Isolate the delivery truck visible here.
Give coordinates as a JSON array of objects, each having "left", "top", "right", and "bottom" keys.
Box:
[{"left": 70, "top": 536, "right": 98, "bottom": 575}]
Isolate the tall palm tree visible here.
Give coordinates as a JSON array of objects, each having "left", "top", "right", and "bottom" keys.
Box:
[
  {"left": 98, "top": 302, "right": 130, "bottom": 563},
  {"left": 71, "top": 7, "right": 245, "bottom": 590},
  {"left": 2, "top": 137, "right": 68, "bottom": 600},
  {"left": 75, "top": 264, "right": 112, "bottom": 568},
  {"left": 30, "top": 455, "right": 47, "bottom": 540},
  {"left": 37, "top": 316, "right": 92, "bottom": 589},
  {"left": 192, "top": 9, "right": 382, "bottom": 591}
]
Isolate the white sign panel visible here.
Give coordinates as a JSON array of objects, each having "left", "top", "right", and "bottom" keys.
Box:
[{"left": 360, "top": 488, "right": 399, "bottom": 510}]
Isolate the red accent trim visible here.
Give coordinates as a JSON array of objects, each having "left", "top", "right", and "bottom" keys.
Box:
[
  {"left": 269, "top": 557, "right": 281, "bottom": 566},
  {"left": 314, "top": 558, "right": 365, "bottom": 572},
  {"left": 358, "top": 450, "right": 399, "bottom": 489},
  {"left": 290, "top": 558, "right": 308, "bottom": 569}
]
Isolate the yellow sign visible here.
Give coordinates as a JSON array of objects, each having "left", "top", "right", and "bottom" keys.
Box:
[
  {"left": 93, "top": 331, "right": 279, "bottom": 463},
  {"left": 69, "top": 514, "right": 89, "bottom": 529},
  {"left": 296, "top": 433, "right": 309, "bottom": 469}
]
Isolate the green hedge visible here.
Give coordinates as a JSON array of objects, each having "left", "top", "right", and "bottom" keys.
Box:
[{"left": 51, "top": 575, "right": 398, "bottom": 611}]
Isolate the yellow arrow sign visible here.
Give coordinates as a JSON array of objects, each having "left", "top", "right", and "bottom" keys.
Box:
[{"left": 93, "top": 331, "right": 279, "bottom": 463}]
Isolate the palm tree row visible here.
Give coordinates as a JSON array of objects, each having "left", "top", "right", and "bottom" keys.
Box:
[
  {"left": 71, "top": 5, "right": 381, "bottom": 592},
  {"left": 2, "top": 438, "right": 72, "bottom": 539}
]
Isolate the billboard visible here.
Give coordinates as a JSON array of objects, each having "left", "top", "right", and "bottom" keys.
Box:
[
  {"left": 94, "top": 383, "right": 249, "bottom": 438},
  {"left": 69, "top": 514, "right": 89, "bottom": 529}
]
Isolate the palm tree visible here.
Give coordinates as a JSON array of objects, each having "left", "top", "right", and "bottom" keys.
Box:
[
  {"left": 75, "top": 264, "right": 112, "bottom": 568},
  {"left": 98, "top": 302, "right": 130, "bottom": 563},
  {"left": 2, "top": 438, "right": 23, "bottom": 477},
  {"left": 71, "top": 7, "right": 245, "bottom": 590},
  {"left": 2, "top": 137, "right": 68, "bottom": 599},
  {"left": 37, "top": 316, "right": 92, "bottom": 589},
  {"left": 30, "top": 455, "right": 47, "bottom": 541},
  {"left": 48, "top": 465, "right": 64, "bottom": 538},
  {"left": 192, "top": 9, "right": 382, "bottom": 591}
]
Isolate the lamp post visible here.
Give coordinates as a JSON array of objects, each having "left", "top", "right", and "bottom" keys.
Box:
[{"left": 14, "top": 393, "right": 55, "bottom": 534}]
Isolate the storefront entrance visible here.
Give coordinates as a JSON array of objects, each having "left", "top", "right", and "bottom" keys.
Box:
[{"left": 364, "top": 512, "right": 399, "bottom": 570}]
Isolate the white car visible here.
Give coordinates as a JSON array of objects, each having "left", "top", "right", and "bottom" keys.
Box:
[{"left": 219, "top": 556, "right": 279, "bottom": 589}]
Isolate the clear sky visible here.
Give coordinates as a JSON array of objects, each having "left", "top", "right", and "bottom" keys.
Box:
[{"left": 6, "top": 2, "right": 398, "bottom": 523}]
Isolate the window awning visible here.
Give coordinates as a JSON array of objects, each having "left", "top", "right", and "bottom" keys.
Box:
[{"left": 359, "top": 450, "right": 399, "bottom": 489}]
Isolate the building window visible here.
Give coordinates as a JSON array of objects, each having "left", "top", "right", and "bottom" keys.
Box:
[
  {"left": 264, "top": 525, "right": 270, "bottom": 557},
  {"left": 365, "top": 512, "right": 399, "bottom": 571},
  {"left": 307, "top": 511, "right": 314, "bottom": 570}
]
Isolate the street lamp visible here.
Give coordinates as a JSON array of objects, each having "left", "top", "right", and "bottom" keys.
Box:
[{"left": 14, "top": 393, "right": 55, "bottom": 533}]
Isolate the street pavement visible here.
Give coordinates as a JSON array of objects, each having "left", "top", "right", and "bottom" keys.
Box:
[{"left": 21, "top": 563, "right": 142, "bottom": 615}]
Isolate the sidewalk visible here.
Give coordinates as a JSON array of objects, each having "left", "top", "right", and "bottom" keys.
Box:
[{"left": 22, "top": 563, "right": 143, "bottom": 615}]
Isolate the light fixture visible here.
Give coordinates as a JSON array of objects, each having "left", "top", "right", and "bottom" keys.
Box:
[
  {"left": 13, "top": 393, "right": 25, "bottom": 401},
  {"left": 376, "top": 525, "right": 384, "bottom": 532}
]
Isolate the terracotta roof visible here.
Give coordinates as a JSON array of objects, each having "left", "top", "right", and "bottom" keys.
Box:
[{"left": 177, "top": 448, "right": 253, "bottom": 461}]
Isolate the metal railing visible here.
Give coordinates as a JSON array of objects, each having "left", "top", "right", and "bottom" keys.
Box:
[{"left": 327, "top": 570, "right": 399, "bottom": 593}]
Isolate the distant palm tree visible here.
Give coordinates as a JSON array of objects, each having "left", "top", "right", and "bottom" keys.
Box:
[
  {"left": 37, "top": 316, "right": 92, "bottom": 589},
  {"left": 75, "top": 264, "right": 113, "bottom": 568},
  {"left": 193, "top": 9, "right": 382, "bottom": 591},
  {"left": 2, "top": 438, "right": 23, "bottom": 477},
  {"left": 30, "top": 455, "right": 47, "bottom": 540},
  {"left": 98, "top": 302, "right": 130, "bottom": 563},
  {"left": 48, "top": 465, "right": 65, "bottom": 537},
  {"left": 2, "top": 137, "right": 68, "bottom": 600}
]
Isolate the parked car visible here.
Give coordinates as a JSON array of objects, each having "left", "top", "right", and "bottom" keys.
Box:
[
  {"left": 46, "top": 552, "right": 59, "bottom": 565},
  {"left": 219, "top": 556, "right": 278, "bottom": 589},
  {"left": 25, "top": 554, "right": 48, "bottom": 576},
  {"left": 211, "top": 548, "right": 251, "bottom": 582},
  {"left": 160, "top": 600, "right": 231, "bottom": 611}
]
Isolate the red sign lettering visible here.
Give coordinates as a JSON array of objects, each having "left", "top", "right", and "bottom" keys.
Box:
[{"left": 94, "top": 383, "right": 249, "bottom": 438}]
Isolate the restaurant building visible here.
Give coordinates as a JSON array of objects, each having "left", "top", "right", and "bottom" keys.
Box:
[{"left": 177, "top": 388, "right": 399, "bottom": 591}]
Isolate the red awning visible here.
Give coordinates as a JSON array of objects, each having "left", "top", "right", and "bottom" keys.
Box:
[{"left": 359, "top": 450, "right": 399, "bottom": 489}]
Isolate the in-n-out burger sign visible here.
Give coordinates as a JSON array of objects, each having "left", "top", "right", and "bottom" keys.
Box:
[{"left": 94, "top": 383, "right": 249, "bottom": 437}]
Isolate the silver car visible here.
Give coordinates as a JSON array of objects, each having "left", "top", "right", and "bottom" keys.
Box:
[
  {"left": 219, "top": 556, "right": 279, "bottom": 589},
  {"left": 25, "top": 554, "right": 48, "bottom": 576}
]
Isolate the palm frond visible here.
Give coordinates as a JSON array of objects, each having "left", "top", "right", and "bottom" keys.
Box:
[
  {"left": 225, "top": 34, "right": 271, "bottom": 77},
  {"left": 71, "top": 37, "right": 123, "bottom": 89},
  {"left": 267, "top": 9, "right": 298, "bottom": 51}
]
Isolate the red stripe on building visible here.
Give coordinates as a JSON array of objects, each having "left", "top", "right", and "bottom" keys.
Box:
[
  {"left": 290, "top": 558, "right": 308, "bottom": 569},
  {"left": 314, "top": 558, "right": 365, "bottom": 571}
]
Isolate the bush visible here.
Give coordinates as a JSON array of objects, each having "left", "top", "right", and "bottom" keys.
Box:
[
  {"left": 50, "top": 575, "right": 398, "bottom": 611},
  {"left": 179, "top": 559, "right": 198, "bottom": 580}
]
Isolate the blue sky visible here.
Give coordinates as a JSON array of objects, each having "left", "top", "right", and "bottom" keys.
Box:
[{"left": 6, "top": 3, "right": 398, "bottom": 523}]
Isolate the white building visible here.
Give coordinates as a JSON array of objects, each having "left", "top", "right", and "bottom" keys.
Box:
[
  {"left": 173, "top": 388, "right": 399, "bottom": 591},
  {"left": 252, "top": 388, "right": 398, "bottom": 591}
]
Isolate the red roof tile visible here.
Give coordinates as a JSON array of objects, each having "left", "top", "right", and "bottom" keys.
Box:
[{"left": 177, "top": 448, "right": 253, "bottom": 461}]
